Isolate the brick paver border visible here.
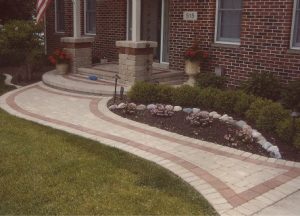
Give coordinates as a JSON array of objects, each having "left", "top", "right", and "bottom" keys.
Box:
[{"left": 2, "top": 84, "right": 300, "bottom": 215}]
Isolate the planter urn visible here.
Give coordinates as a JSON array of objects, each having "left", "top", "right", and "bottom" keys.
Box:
[
  {"left": 56, "top": 64, "right": 69, "bottom": 75},
  {"left": 185, "top": 60, "right": 200, "bottom": 86}
]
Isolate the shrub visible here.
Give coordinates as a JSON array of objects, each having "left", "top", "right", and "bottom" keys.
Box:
[
  {"left": 128, "top": 82, "right": 160, "bottom": 104},
  {"left": 275, "top": 119, "right": 299, "bottom": 144},
  {"left": 197, "top": 87, "right": 222, "bottom": 110},
  {"left": 242, "top": 72, "right": 281, "bottom": 100},
  {"left": 281, "top": 79, "right": 300, "bottom": 112},
  {"left": 195, "top": 72, "right": 227, "bottom": 89},
  {"left": 172, "top": 85, "right": 201, "bottom": 107},
  {"left": 157, "top": 84, "right": 176, "bottom": 104},
  {"left": 294, "top": 133, "right": 300, "bottom": 149},
  {"left": 214, "top": 90, "right": 239, "bottom": 113},
  {"left": 255, "top": 103, "right": 290, "bottom": 132},
  {"left": 233, "top": 91, "right": 256, "bottom": 116},
  {"left": 0, "top": 20, "right": 44, "bottom": 67},
  {"left": 246, "top": 98, "right": 274, "bottom": 122}
]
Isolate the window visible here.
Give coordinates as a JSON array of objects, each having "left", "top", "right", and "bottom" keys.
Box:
[
  {"left": 215, "top": 0, "right": 242, "bottom": 44},
  {"left": 292, "top": 0, "right": 300, "bottom": 48},
  {"left": 85, "top": 0, "right": 96, "bottom": 34},
  {"left": 55, "top": 0, "right": 65, "bottom": 33}
]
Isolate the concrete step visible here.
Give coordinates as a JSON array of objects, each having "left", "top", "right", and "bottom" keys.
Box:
[{"left": 78, "top": 67, "right": 117, "bottom": 80}]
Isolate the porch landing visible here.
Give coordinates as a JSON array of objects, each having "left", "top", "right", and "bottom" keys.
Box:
[{"left": 42, "top": 63, "right": 186, "bottom": 95}]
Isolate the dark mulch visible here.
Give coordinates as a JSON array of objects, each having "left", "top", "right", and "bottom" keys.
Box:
[
  {"left": 108, "top": 98, "right": 300, "bottom": 162},
  {"left": 0, "top": 65, "right": 54, "bottom": 86}
]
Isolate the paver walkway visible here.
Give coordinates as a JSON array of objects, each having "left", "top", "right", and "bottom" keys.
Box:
[{"left": 0, "top": 82, "right": 300, "bottom": 216}]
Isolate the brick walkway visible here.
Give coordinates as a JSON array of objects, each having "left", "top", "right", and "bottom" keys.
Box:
[{"left": 0, "top": 82, "right": 299, "bottom": 216}]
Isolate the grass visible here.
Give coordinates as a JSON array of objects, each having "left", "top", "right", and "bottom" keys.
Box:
[{"left": 0, "top": 76, "right": 217, "bottom": 215}]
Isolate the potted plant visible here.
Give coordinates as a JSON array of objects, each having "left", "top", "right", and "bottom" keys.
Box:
[
  {"left": 184, "top": 42, "right": 209, "bottom": 86},
  {"left": 48, "top": 49, "right": 71, "bottom": 75}
]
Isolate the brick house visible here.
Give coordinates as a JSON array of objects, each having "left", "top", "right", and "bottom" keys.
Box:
[{"left": 45, "top": 0, "right": 300, "bottom": 86}]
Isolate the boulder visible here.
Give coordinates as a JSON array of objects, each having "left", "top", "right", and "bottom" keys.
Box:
[
  {"left": 165, "top": 105, "right": 174, "bottom": 111},
  {"left": 236, "top": 120, "right": 247, "bottom": 128},
  {"left": 183, "top": 108, "right": 193, "bottom": 114},
  {"left": 147, "top": 104, "right": 157, "bottom": 110},
  {"left": 117, "top": 103, "right": 126, "bottom": 109},
  {"left": 193, "top": 108, "right": 201, "bottom": 114},
  {"left": 268, "top": 146, "right": 282, "bottom": 159},
  {"left": 109, "top": 104, "right": 118, "bottom": 110},
  {"left": 209, "top": 111, "right": 218, "bottom": 117},
  {"left": 213, "top": 113, "right": 222, "bottom": 119},
  {"left": 137, "top": 104, "right": 146, "bottom": 111},
  {"left": 251, "top": 130, "right": 262, "bottom": 139},
  {"left": 198, "top": 111, "right": 210, "bottom": 118},
  {"left": 259, "top": 141, "right": 273, "bottom": 150},
  {"left": 174, "top": 106, "right": 183, "bottom": 112}
]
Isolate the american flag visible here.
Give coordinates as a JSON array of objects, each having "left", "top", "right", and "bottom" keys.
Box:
[{"left": 36, "top": 0, "right": 53, "bottom": 23}]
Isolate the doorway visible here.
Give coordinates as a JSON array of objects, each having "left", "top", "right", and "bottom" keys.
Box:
[{"left": 127, "top": 0, "right": 170, "bottom": 64}]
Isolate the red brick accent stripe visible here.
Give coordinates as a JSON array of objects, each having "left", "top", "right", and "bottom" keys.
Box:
[{"left": 6, "top": 85, "right": 300, "bottom": 208}]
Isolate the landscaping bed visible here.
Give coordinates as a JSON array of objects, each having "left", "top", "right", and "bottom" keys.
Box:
[{"left": 108, "top": 81, "right": 300, "bottom": 162}]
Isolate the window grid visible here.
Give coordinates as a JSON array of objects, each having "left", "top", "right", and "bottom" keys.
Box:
[
  {"left": 216, "top": 0, "right": 242, "bottom": 44},
  {"left": 85, "top": 0, "right": 96, "bottom": 35},
  {"left": 55, "top": 0, "right": 65, "bottom": 33}
]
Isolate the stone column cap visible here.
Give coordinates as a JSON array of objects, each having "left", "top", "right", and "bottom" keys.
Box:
[
  {"left": 116, "top": 40, "right": 158, "bottom": 48},
  {"left": 61, "top": 37, "right": 95, "bottom": 43}
]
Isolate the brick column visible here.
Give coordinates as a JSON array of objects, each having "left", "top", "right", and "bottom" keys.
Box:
[
  {"left": 61, "top": 37, "right": 94, "bottom": 73},
  {"left": 116, "top": 41, "right": 158, "bottom": 85}
]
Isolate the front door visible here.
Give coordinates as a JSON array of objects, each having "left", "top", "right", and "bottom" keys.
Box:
[{"left": 127, "top": 0, "right": 170, "bottom": 63}]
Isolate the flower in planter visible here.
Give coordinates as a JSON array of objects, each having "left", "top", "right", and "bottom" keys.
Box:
[
  {"left": 184, "top": 41, "right": 209, "bottom": 62},
  {"left": 48, "top": 49, "right": 71, "bottom": 65}
]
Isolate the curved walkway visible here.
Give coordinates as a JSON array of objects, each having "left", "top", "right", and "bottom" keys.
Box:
[{"left": 0, "top": 82, "right": 300, "bottom": 216}]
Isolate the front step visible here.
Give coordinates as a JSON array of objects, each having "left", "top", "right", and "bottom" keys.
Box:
[{"left": 78, "top": 65, "right": 187, "bottom": 86}]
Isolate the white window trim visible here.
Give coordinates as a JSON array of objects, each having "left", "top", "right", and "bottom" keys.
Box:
[
  {"left": 291, "top": 0, "right": 300, "bottom": 50},
  {"left": 84, "top": 0, "right": 96, "bottom": 36},
  {"left": 55, "top": 0, "right": 65, "bottom": 33},
  {"left": 214, "top": 0, "right": 241, "bottom": 45}
]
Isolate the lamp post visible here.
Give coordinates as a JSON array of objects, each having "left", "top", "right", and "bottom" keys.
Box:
[
  {"left": 114, "top": 74, "right": 121, "bottom": 104},
  {"left": 291, "top": 111, "right": 300, "bottom": 139}
]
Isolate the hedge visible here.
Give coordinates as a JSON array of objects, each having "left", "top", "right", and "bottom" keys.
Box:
[{"left": 128, "top": 82, "right": 299, "bottom": 148}]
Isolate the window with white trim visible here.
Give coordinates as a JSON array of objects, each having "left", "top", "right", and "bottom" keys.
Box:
[
  {"left": 292, "top": 0, "right": 300, "bottom": 48},
  {"left": 85, "top": 0, "right": 96, "bottom": 34},
  {"left": 216, "top": 0, "right": 242, "bottom": 43},
  {"left": 55, "top": 0, "right": 65, "bottom": 33}
]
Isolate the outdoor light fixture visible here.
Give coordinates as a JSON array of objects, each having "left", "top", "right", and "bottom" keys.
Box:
[
  {"left": 114, "top": 74, "right": 121, "bottom": 104},
  {"left": 291, "top": 111, "right": 300, "bottom": 137}
]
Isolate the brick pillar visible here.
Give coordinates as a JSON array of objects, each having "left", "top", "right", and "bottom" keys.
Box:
[
  {"left": 116, "top": 41, "right": 158, "bottom": 85},
  {"left": 61, "top": 37, "right": 94, "bottom": 73}
]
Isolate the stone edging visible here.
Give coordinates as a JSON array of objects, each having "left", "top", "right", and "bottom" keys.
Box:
[{"left": 3, "top": 73, "right": 22, "bottom": 89}]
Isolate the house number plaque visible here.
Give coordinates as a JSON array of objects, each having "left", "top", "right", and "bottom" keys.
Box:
[{"left": 183, "top": 11, "right": 198, "bottom": 21}]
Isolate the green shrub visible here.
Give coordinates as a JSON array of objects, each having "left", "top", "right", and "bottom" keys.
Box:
[
  {"left": 233, "top": 91, "right": 256, "bottom": 116},
  {"left": 214, "top": 90, "right": 239, "bottom": 113},
  {"left": 195, "top": 73, "right": 227, "bottom": 89},
  {"left": 0, "top": 20, "right": 44, "bottom": 67},
  {"left": 246, "top": 98, "right": 274, "bottom": 122},
  {"left": 157, "top": 84, "right": 176, "bottom": 104},
  {"left": 255, "top": 103, "right": 290, "bottom": 132},
  {"left": 281, "top": 79, "right": 300, "bottom": 112},
  {"left": 197, "top": 87, "right": 222, "bottom": 110},
  {"left": 128, "top": 82, "right": 160, "bottom": 104},
  {"left": 172, "top": 85, "right": 201, "bottom": 107},
  {"left": 293, "top": 133, "right": 300, "bottom": 149},
  {"left": 276, "top": 119, "right": 297, "bottom": 143},
  {"left": 242, "top": 72, "right": 281, "bottom": 100}
]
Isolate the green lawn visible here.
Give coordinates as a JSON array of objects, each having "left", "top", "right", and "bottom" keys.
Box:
[{"left": 0, "top": 74, "right": 217, "bottom": 215}]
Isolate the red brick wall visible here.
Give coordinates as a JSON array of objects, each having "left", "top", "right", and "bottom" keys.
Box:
[
  {"left": 169, "top": 0, "right": 300, "bottom": 85},
  {"left": 46, "top": 0, "right": 300, "bottom": 84},
  {"left": 46, "top": 0, "right": 73, "bottom": 54}
]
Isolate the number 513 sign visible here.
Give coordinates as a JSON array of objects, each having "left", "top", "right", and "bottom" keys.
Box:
[{"left": 183, "top": 11, "right": 198, "bottom": 21}]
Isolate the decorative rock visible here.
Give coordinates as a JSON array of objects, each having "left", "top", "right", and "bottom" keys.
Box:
[
  {"left": 128, "top": 103, "right": 137, "bottom": 108},
  {"left": 174, "top": 106, "right": 183, "bottom": 112},
  {"left": 268, "top": 146, "right": 282, "bottom": 159},
  {"left": 193, "top": 108, "right": 201, "bottom": 114},
  {"left": 183, "top": 108, "right": 193, "bottom": 114},
  {"left": 109, "top": 104, "right": 118, "bottom": 110},
  {"left": 147, "top": 104, "right": 157, "bottom": 110},
  {"left": 252, "top": 130, "right": 262, "bottom": 139},
  {"left": 259, "top": 141, "right": 273, "bottom": 150},
  {"left": 213, "top": 113, "right": 222, "bottom": 119},
  {"left": 137, "top": 104, "right": 146, "bottom": 111},
  {"left": 220, "top": 114, "right": 230, "bottom": 122},
  {"left": 117, "top": 103, "right": 126, "bottom": 109},
  {"left": 165, "top": 105, "right": 174, "bottom": 111},
  {"left": 198, "top": 111, "right": 210, "bottom": 118},
  {"left": 236, "top": 120, "right": 247, "bottom": 128},
  {"left": 209, "top": 111, "right": 218, "bottom": 117}
]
